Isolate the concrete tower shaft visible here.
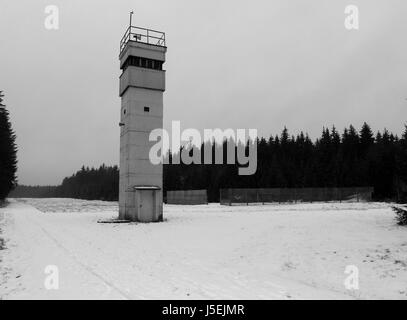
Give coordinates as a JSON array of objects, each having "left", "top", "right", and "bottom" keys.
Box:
[{"left": 118, "top": 26, "right": 166, "bottom": 222}]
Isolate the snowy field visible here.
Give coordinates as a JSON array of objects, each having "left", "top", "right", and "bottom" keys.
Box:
[{"left": 0, "top": 198, "right": 406, "bottom": 300}]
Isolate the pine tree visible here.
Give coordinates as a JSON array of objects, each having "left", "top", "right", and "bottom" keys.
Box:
[
  {"left": 395, "top": 125, "right": 407, "bottom": 201},
  {"left": 0, "top": 91, "right": 18, "bottom": 201},
  {"left": 360, "top": 122, "right": 374, "bottom": 156},
  {"left": 358, "top": 122, "right": 374, "bottom": 186}
]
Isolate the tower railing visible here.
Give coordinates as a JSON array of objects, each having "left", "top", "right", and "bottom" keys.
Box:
[{"left": 120, "top": 25, "right": 166, "bottom": 54}]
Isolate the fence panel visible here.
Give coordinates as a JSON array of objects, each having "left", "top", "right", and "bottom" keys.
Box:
[
  {"left": 220, "top": 187, "right": 374, "bottom": 205},
  {"left": 167, "top": 190, "right": 208, "bottom": 205}
]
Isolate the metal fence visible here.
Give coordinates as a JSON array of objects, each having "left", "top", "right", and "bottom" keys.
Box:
[
  {"left": 220, "top": 187, "right": 374, "bottom": 205},
  {"left": 120, "top": 25, "right": 166, "bottom": 53},
  {"left": 166, "top": 190, "right": 208, "bottom": 205}
]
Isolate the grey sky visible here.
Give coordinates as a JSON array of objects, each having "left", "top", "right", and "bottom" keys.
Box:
[{"left": 1, "top": 0, "right": 406, "bottom": 185}]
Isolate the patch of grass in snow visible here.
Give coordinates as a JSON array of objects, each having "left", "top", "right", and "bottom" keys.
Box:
[
  {"left": 281, "top": 261, "right": 297, "bottom": 271},
  {"left": 0, "top": 211, "right": 6, "bottom": 250},
  {"left": 392, "top": 206, "right": 407, "bottom": 226},
  {"left": 0, "top": 227, "right": 5, "bottom": 250},
  {"left": 394, "top": 260, "right": 407, "bottom": 268}
]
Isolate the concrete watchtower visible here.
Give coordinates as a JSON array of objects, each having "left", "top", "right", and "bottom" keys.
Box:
[{"left": 118, "top": 20, "right": 166, "bottom": 222}]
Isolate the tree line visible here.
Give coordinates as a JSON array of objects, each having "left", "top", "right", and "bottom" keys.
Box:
[
  {"left": 0, "top": 91, "right": 17, "bottom": 202},
  {"left": 165, "top": 123, "right": 407, "bottom": 202},
  {"left": 10, "top": 123, "right": 407, "bottom": 203},
  {"left": 11, "top": 165, "right": 119, "bottom": 201}
]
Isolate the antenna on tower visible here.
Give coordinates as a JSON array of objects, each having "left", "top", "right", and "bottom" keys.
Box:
[
  {"left": 129, "top": 11, "right": 141, "bottom": 41},
  {"left": 129, "top": 11, "right": 134, "bottom": 29}
]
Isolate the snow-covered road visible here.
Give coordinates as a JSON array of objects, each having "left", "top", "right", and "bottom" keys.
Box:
[{"left": 0, "top": 199, "right": 406, "bottom": 299}]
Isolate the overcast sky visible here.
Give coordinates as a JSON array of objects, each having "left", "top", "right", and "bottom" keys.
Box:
[{"left": 1, "top": 0, "right": 406, "bottom": 185}]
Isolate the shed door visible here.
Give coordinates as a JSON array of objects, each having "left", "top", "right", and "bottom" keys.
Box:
[{"left": 138, "top": 190, "right": 155, "bottom": 222}]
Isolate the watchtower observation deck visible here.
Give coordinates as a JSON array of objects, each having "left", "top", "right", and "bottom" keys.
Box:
[
  {"left": 120, "top": 25, "right": 166, "bottom": 54},
  {"left": 119, "top": 25, "right": 167, "bottom": 96}
]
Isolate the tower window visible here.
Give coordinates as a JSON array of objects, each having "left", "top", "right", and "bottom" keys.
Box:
[
  {"left": 121, "top": 56, "right": 164, "bottom": 71},
  {"left": 144, "top": 106, "right": 150, "bottom": 112}
]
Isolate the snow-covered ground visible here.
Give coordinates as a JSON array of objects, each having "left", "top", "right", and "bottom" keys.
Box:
[{"left": 0, "top": 198, "right": 406, "bottom": 300}]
